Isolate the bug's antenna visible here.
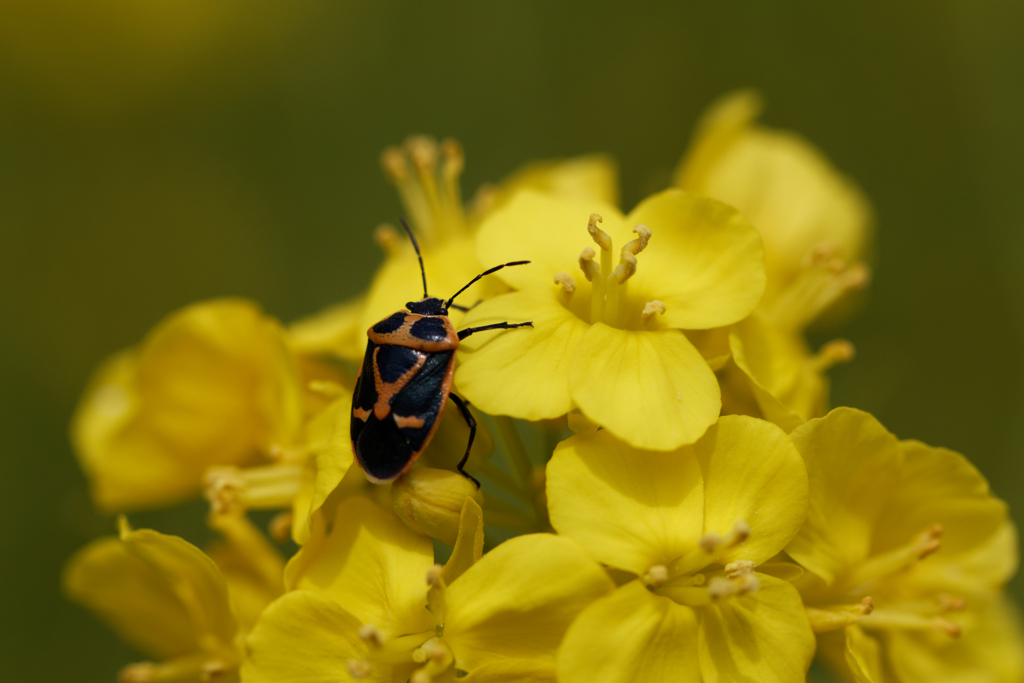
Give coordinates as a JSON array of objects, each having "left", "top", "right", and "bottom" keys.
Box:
[
  {"left": 399, "top": 218, "right": 428, "bottom": 298},
  {"left": 445, "top": 261, "right": 530, "bottom": 309}
]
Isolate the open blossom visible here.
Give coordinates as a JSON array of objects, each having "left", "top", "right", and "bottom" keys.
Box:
[
  {"left": 455, "top": 189, "right": 765, "bottom": 450},
  {"left": 546, "top": 415, "right": 815, "bottom": 682},
  {"left": 785, "top": 408, "right": 1023, "bottom": 683},
  {"left": 63, "top": 515, "right": 283, "bottom": 682},
  {"left": 72, "top": 298, "right": 305, "bottom": 512},
  {"left": 674, "top": 91, "right": 871, "bottom": 430},
  {"left": 243, "top": 496, "right": 613, "bottom": 682}
]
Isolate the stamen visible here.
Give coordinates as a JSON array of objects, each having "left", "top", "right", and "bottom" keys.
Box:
[
  {"left": 381, "top": 147, "right": 410, "bottom": 185},
  {"left": 441, "top": 139, "right": 464, "bottom": 211},
  {"left": 762, "top": 244, "right": 872, "bottom": 331},
  {"left": 347, "top": 659, "right": 375, "bottom": 679},
  {"left": 201, "top": 660, "right": 229, "bottom": 680},
  {"left": 119, "top": 663, "right": 156, "bottom": 683},
  {"left": 410, "top": 638, "right": 454, "bottom": 683},
  {"left": 643, "top": 565, "right": 669, "bottom": 587},
  {"left": 374, "top": 223, "right": 402, "bottom": 256},
  {"left": 268, "top": 511, "right": 292, "bottom": 544},
  {"left": 307, "top": 380, "right": 345, "bottom": 398},
  {"left": 427, "top": 564, "right": 447, "bottom": 625},
  {"left": 554, "top": 272, "right": 576, "bottom": 304},
  {"left": 806, "top": 597, "right": 875, "bottom": 633},
  {"left": 671, "top": 520, "right": 750, "bottom": 576},
  {"left": 380, "top": 136, "right": 468, "bottom": 245},
  {"left": 587, "top": 214, "right": 612, "bottom": 252},
  {"left": 810, "top": 339, "right": 855, "bottom": 372},
  {"left": 359, "top": 624, "right": 384, "bottom": 649},
  {"left": 610, "top": 252, "right": 637, "bottom": 284},
  {"left": 859, "top": 608, "right": 961, "bottom": 638},
  {"left": 842, "top": 524, "right": 943, "bottom": 590},
  {"left": 578, "top": 248, "right": 601, "bottom": 282},
  {"left": 724, "top": 560, "right": 756, "bottom": 578},
  {"left": 203, "top": 463, "right": 304, "bottom": 515},
  {"left": 642, "top": 300, "right": 666, "bottom": 324}
]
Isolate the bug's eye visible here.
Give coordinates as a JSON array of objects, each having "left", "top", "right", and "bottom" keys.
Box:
[{"left": 405, "top": 301, "right": 416, "bottom": 310}]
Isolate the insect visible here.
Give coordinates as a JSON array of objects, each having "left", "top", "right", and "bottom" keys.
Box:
[{"left": 351, "top": 219, "right": 532, "bottom": 486}]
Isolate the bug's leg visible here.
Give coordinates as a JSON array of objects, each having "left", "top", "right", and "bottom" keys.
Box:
[
  {"left": 449, "top": 393, "right": 480, "bottom": 488},
  {"left": 457, "top": 321, "right": 533, "bottom": 340},
  {"left": 448, "top": 298, "right": 483, "bottom": 313}
]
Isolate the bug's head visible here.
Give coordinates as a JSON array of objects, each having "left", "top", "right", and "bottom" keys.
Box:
[{"left": 406, "top": 297, "right": 448, "bottom": 316}]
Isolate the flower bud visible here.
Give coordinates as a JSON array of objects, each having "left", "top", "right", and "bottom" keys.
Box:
[{"left": 391, "top": 468, "right": 484, "bottom": 546}]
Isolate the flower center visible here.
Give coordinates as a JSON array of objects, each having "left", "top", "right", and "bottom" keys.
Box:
[
  {"left": 553, "top": 213, "right": 665, "bottom": 330},
  {"left": 203, "top": 462, "right": 304, "bottom": 515},
  {"left": 381, "top": 136, "right": 468, "bottom": 247},
  {"left": 760, "top": 244, "right": 870, "bottom": 331},
  {"left": 644, "top": 520, "right": 759, "bottom": 608},
  {"left": 804, "top": 523, "right": 964, "bottom": 639},
  {"left": 347, "top": 565, "right": 457, "bottom": 682}
]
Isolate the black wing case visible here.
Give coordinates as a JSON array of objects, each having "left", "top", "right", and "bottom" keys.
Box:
[{"left": 352, "top": 347, "right": 454, "bottom": 482}]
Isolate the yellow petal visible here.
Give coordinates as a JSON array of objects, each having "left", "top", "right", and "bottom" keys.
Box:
[
  {"left": 625, "top": 188, "right": 766, "bottom": 329},
  {"left": 474, "top": 189, "right": 625, "bottom": 293},
  {"left": 557, "top": 581, "right": 701, "bottom": 683},
  {"left": 118, "top": 524, "right": 237, "bottom": 648},
  {"left": 460, "top": 659, "right": 556, "bottom": 683},
  {"left": 242, "top": 590, "right": 390, "bottom": 683},
  {"left": 287, "top": 294, "right": 367, "bottom": 362},
  {"left": 62, "top": 537, "right": 200, "bottom": 660},
  {"left": 729, "top": 313, "right": 826, "bottom": 430},
  {"left": 72, "top": 299, "right": 304, "bottom": 512},
  {"left": 697, "top": 574, "right": 815, "bottom": 683},
  {"left": 547, "top": 430, "right": 704, "bottom": 574},
  {"left": 284, "top": 496, "right": 434, "bottom": 637},
  {"left": 844, "top": 625, "right": 884, "bottom": 683},
  {"left": 443, "top": 497, "right": 485, "bottom": 585},
  {"left": 455, "top": 290, "right": 588, "bottom": 420},
  {"left": 674, "top": 90, "right": 872, "bottom": 299},
  {"left": 886, "top": 596, "right": 1024, "bottom": 683},
  {"left": 569, "top": 324, "right": 720, "bottom": 450},
  {"left": 696, "top": 415, "right": 808, "bottom": 565},
  {"left": 492, "top": 153, "right": 619, "bottom": 208},
  {"left": 444, "top": 534, "right": 614, "bottom": 671},
  {"left": 871, "top": 439, "right": 1008, "bottom": 559},
  {"left": 292, "top": 393, "right": 355, "bottom": 544},
  {"left": 786, "top": 408, "right": 903, "bottom": 585}
]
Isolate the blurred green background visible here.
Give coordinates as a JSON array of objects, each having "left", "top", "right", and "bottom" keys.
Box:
[{"left": 1, "top": 1, "right": 1022, "bottom": 680}]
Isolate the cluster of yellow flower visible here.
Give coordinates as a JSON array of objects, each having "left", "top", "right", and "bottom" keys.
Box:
[{"left": 64, "top": 92, "right": 1022, "bottom": 683}]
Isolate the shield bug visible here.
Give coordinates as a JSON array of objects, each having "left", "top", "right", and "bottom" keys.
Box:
[{"left": 351, "top": 219, "right": 532, "bottom": 486}]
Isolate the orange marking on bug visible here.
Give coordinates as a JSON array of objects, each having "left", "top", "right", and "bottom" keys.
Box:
[
  {"left": 353, "top": 407, "right": 371, "bottom": 423},
  {"left": 367, "top": 313, "right": 459, "bottom": 352},
  {"left": 393, "top": 414, "right": 427, "bottom": 429},
  {"left": 371, "top": 346, "right": 427, "bottom": 420}
]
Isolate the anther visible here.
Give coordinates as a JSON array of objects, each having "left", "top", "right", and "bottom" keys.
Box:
[
  {"left": 554, "top": 272, "right": 577, "bottom": 302},
  {"left": 938, "top": 595, "right": 966, "bottom": 613},
  {"left": 642, "top": 300, "right": 666, "bottom": 324},
  {"left": 842, "top": 524, "right": 944, "bottom": 590},
  {"left": 811, "top": 339, "right": 856, "bottom": 371},
  {"left": 381, "top": 147, "right": 410, "bottom": 184},
  {"left": 347, "top": 659, "right": 375, "bottom": 679},
  {"left": 643, "top": 565, "right": 669, "bottom": 587},
  {"left": 933, "top": 618, "right": 962, "bottom": 638},
  {"left": 407, "top": 136, "right": 440, "bottom": 173},
  {"left": 268, "top": 511, "right": 292, "bottom": 543},
  {"left": 578, "top": 248, "right": 601, "bottom": 282},
  {"left": 203, "top": 463, "right": 304, "bottom": 515},
  {"left": 201, "top": 660, "right": 229, "bottom": 681},
  {"left": 119, "top": 663, "right": 156, "bottom": 683},
  {"left": 624, "top": 224, "right": 651, "bottom": 255},
  {"left": 374, "top": 223, "right": 402, "bottom": 255},
  {"left": 307, "top": 380, "right": 345, "bottom": 398},
  {"left": 441, "top": 139, "right": 464, "bottom": 179},
  {"left": 359, "top": 624, "right": 385, "bottom": 649},
  {"left": 587, "top": 214, "right": 612, "bottom": 251},
  {"left": 724, "top": 560, "right": 755, "bottom": 578},
  {"left": 426, "top": 564, "right": 445, "bottom": 588},
  {"left": 860, "top": 596, "right": 875, "bottom": 615}
]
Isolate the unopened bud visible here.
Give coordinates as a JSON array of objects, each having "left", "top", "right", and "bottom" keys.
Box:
[{"left": 392, "top": 468, "right": 484, "bottom": 546}]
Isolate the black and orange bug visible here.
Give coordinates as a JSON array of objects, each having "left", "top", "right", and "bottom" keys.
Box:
[{"left": 350, "top": 219, "right": 532, "bottom": 486}]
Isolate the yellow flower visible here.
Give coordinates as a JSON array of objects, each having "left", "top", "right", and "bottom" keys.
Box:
[
  {"left": 786, "top": 407, "right": 1021, "bottom": 683},
  {"left": 63, "top": 515, "right": 283, "bottom": 682},
  {"left": 674, "top": 90, "right": 872, "bottom": 311},
  {"left": 547, "top": 415, "right": 815, "bottom": 683},
  {"left": 72, "top": 298, "right": 305, "bottom": 512},
  {"left": 674, "top": 91, "right": 872, "bottom": 430},
  {"left": 243, "top": 496, "right": 613, "bottom": 682},
  {"left": 455, "top": 189, "right": 765, "bottom": 449}
]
